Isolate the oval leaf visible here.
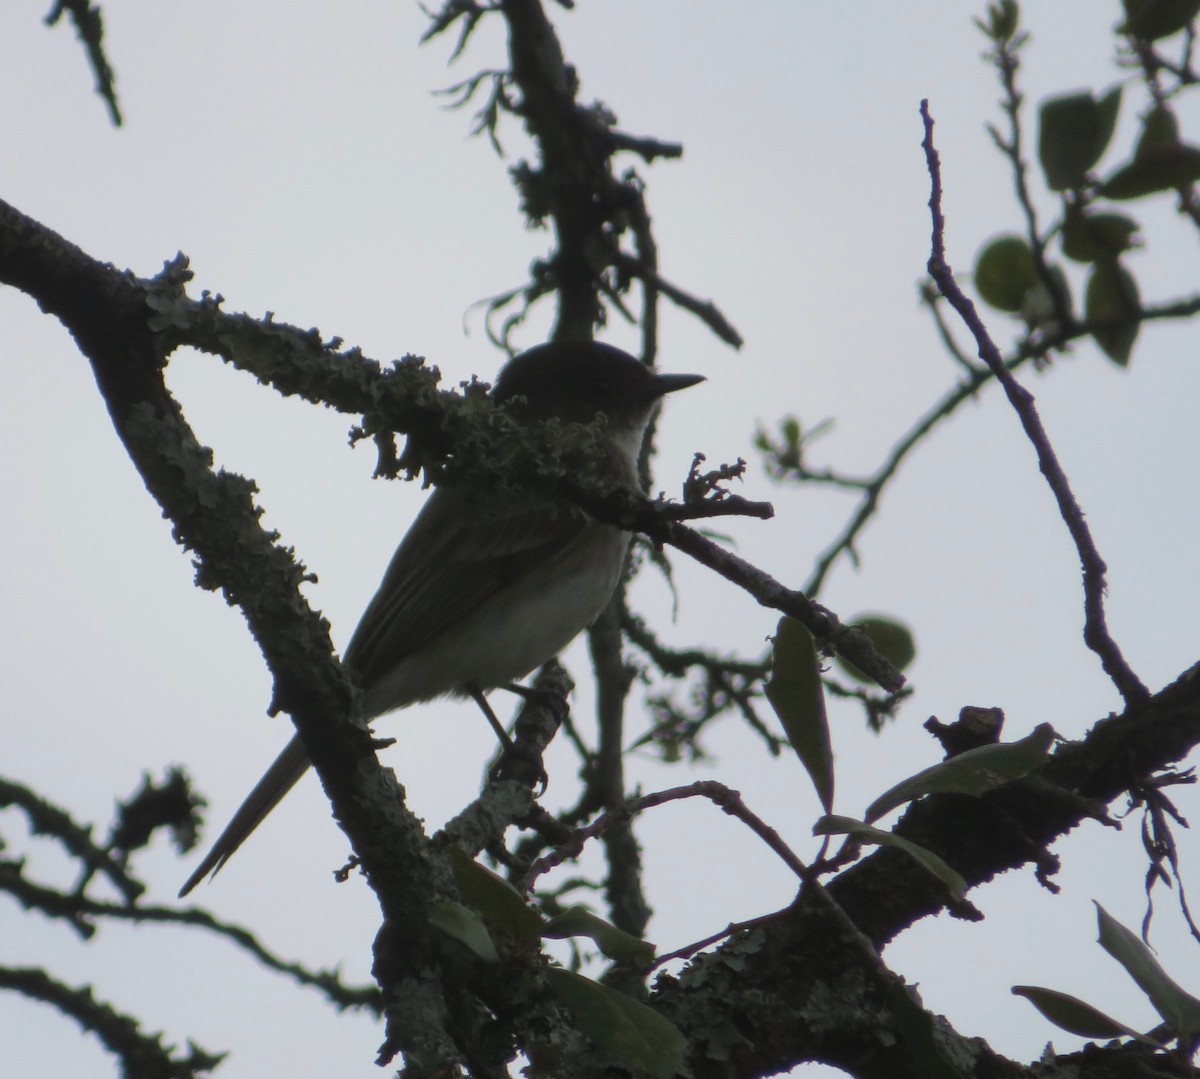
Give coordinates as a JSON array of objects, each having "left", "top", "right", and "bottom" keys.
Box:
[
  {"left": 1122, "top": 0, "right": 1200, "bottom": 41},
  {"left": 1062, "top": 210, "right": 1140, "bottom": 263},
  {"left": 429, "top": 900, "right": 499, "bottom": 963},
  {"left": 1096, "top": 902, "right": 1200, "bottom": 1039},
  {"left": 1136, "top": 105, "right": 1180, "bottom": 159},
  {"left": 815, "top": 814, "right": 967, "bottom": 901},
  {"left": 545, "top": 968, "right": 686, "bottom": 1079},
  {"left": 833, "top": 615, "right": 917, "bottom": 686},
  {"left": 974, "top": 234, "right": 1038, "bottom": 312},
  {"left": 975, "top": 0, "right": 1020, "bottom": 43},
  {"left": 1085, "top": 260, "right": 1141, "bottom": 366},
  {"left": 1011, "top": 985, "right": 1152, "bottom": 1041},
  {"left": 765, "top": 616, "right": 834, "bottom": 812},
  {"left": 1039, "top": 86, "right": 1122, "bottom": 191},
  {"left": 1100, "top": 143, "right": 1200, "bottom": 199},
  {"left": 450, "top": 847, "right": 545, "bottom": 941},
  {"left": 864, "top": 723, "right": 1056, "bottom": 823},
  {"left": 542, "top": 906, "right": 656, "bottom": 966}
]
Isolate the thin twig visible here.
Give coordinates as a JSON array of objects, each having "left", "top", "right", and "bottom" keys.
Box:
[
  {"left": 920, "top": 100, "right": 1149, "bottom": 707},
  {"left": 520, "top": 780, "right": 808, "bottom": 891},
  {"left": 0, "top": 966, "right": 222, "bottom": 1078},
  {"left": 44, "top": 0, "right": 122, "bottom": 127},
  {"left": 650, "top": 906, "right": 793, "bottom": 970},
  {"left": 921, "top": 282, "right": 983, "bottom": 374},
  {"left": 805, "top": 360, "right": 997, "bottom": 595},
  {"left": 613, "top": 253, "right": 745, "bottom": 348},
  {"left": 985, "top": 28, "right": 1073, "bottom": 333},
  {"left": 0, "top": 867, "right": 380, "bottom": 1011},
  {"left": 621, "top": 613, "right": 767, "bottom": 681},
  {"left": 803, "top": 288, "right": 1200, "bottom": 596},
  {"left": 0, "top": 778, "right": 143, "bottom": 904}
]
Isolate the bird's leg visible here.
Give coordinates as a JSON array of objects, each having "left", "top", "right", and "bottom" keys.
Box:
[
  {"left": 466, "top": 683, "right": 515, "bottom": 752},
  {"left": 466, "top": 682, "right": 563, "bottom": 793}
]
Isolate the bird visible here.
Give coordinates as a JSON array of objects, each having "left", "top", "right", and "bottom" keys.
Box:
[{"left": 179, "top": 340, "right": 704, "bottom": 896}]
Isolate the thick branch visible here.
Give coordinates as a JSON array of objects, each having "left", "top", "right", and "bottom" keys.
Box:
[
  {"left": 1, "top": 194, "right": 906, "bottom": 1074},
  {"left": 0, "top": 196, "right": 463, "bottom": 1069},
  {"left": 651, "top": 661, "right": 1200, "bottom": 1076}
]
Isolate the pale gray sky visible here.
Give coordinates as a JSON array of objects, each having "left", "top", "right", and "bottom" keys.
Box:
[{"left": 3, "top": 3, "right": 1199, "bottom": 1076}]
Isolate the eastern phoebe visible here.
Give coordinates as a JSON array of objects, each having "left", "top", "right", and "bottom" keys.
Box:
[{"left": 179, "top": 340, "right": 703, "bottom": 896}]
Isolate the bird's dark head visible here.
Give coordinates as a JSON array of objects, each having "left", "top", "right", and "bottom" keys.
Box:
[{"left": 493, "top": 341, "right": 704, "bottom": 430}]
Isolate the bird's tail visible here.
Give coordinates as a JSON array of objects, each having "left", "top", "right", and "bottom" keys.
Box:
[{"left": 178, "top": 733, "right": 311, "bottom": 897}]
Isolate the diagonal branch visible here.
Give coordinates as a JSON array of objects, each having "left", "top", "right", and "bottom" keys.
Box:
[
  {"left": 44, "top": 0, "right": 122, "bottom": 127},
  {"left": 919, "top": 101, "right": 1149, "bottom": 708},
  {"left": 0, "top": 195, "right": 463, "bottom": 1069},
  {"left": 0, "top": 965, "right": 223, "bottom": 1078},
  {"left": 649, "top": 658, "right": 1200, "bottom": 1077}
]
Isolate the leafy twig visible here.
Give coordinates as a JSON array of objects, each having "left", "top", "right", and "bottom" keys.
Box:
[
  {"left": 983, "top": 17, "right": 1073, "bottom": 333},
  {"left": 800, "top": 288, "right": 1200, "bottom": 596}
]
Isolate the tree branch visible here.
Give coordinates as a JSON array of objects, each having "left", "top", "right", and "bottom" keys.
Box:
[
  {"left": 0, "top": 965, "right": 223, "bottom": 1078},
  {"left": 44, "top": 0, "right": 122, "bottom": 127},
  {"left": 920, "top": 101, "right": 1149, "bottom": 707},
  {"left": 649, "top": 660, "right": 1200, "bottom": 1076}
]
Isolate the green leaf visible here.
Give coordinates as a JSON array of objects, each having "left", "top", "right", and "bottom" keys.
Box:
[
  {"left": 1038, "top": 86, "right": 1122, "bottom": 191},
  {"left": 814, "top": 815, "right": 967, "bottom": 901},
  {"left": 765, "top": 617, "right": 834, "bottom": 812},
  {"left": 1062, "top": 210, "right": 1140, "bottom": 263},
  {"left": 1096, "top": 104, "right": 1200, "bottom": 203},
  {"left": 449, "top": 847, "right": 545, "bottom": 941},
  {"left": 1100, "top": 144, "right": 1200, "bottom": 199},
  {"left": 429, "top": 900, "right": 499, "bottom": 962},
  {"left": 1121, "top": 0, "right": 1200, "bottom": 41},
  {"left": 1136, "top": 105, "right": 1180, "bottom": 159},
  {"left": 1085, "top": 260, "right": 1141, "bottom": 366},
  {"left": 974, "top": 234, "right": 1038, "bottom": 312},
  {"left": 1096, "top": 903, "right": 1200, "bottom": 1039},
  {"left": 974, "top": 1, "right": 1020, "bottom": 43},
  {"left": 1011, "top": 985, "right": 1156, "bottom": 1042},
  {"left": 864, "top": 723, "right": 1056, "bottom": 823},
  {"left": 833, "top": 615, "right": 916, "bottom": 686},
  {"left": 983, "top": 0, "right": 1020, "bottom": 42},
  {"left": 542, "top": 907, "right": 656, "bottom": 966},
  {"left": 545, "top": 968, "right": 687, "bottom": 1078}
]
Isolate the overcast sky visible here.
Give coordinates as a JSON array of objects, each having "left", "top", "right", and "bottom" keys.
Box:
[{"left": 3, "top": 3, "right": 1199, "bottom": 1077}]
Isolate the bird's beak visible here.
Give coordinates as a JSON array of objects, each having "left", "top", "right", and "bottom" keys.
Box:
[{"left": 651, "top": 372, "right": 706, "bottom": 398}]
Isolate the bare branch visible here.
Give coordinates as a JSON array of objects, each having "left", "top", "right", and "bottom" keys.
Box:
[
  {"left": 613, "top": 253, "right": 745, "bottom": 348},
  {"left": 520, "top": 780, "right": 809, "bottom": 890},
  {"left": 44, "top": 0, "right": 122, "bottom": 127},
  {"left": 0, "top": 965, "right": 223, "bottom": 1078},
  {"left": 921, "top": 100, "right": 1149, "bottom": 707}
]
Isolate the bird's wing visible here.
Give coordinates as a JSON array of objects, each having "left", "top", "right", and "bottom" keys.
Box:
[
  {"left": 180, "top": 489, "right": 588, "bottom": 897},
  {"left": 342, "top": 485, "right": 588, "bottom": 687}
]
